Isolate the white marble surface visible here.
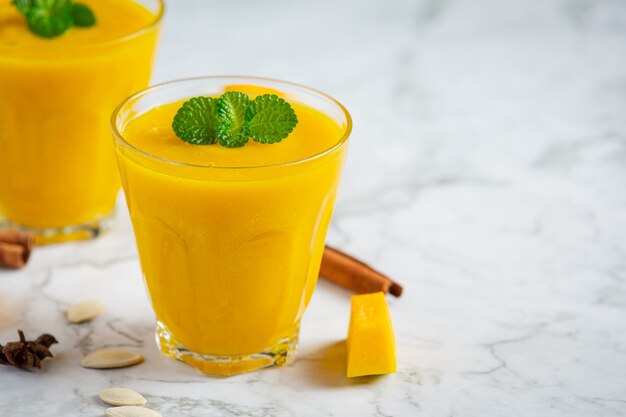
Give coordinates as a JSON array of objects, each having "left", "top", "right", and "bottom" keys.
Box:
[{"left": 2, "top": 0, "right": 626, "bottom": 415}]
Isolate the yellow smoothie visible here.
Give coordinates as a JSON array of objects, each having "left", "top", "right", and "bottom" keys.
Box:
[
  {"left": 114, "top": 81, "right": 350, "bottom": 374},
  {"left": 0, "top": 0, "right": 161, "bottom": 240}
]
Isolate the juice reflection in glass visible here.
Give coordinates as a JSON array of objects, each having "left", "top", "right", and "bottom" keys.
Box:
[
  {"left": 0, "top": 0, "right": 163, "bottom": 243},
  {"left": 112, "top": 77, "right": 352, "bottom": 376}
]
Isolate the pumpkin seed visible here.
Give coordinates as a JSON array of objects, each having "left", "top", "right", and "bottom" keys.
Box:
[
  {"left": 67, "top": 300, "right": 104, "bottom": 323},
  {"left": 105, "top": 406, "right": 162, "bottom": 417},
  {"left": 99, "top": 387, "right": 147, "bottom": 406},
  {"left": 81, "top": 348, "right": 143, "bottom": 369}
]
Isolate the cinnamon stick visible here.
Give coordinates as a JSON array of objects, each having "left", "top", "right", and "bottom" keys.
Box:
[
  {"left": 320, "top": 246, "right": 403, "bottom": 297},
  {"left": 0, "top": 230, "right": 35, "bottom": 269}
]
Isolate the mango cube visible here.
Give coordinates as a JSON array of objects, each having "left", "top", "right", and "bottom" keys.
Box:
[{"left": 347, "top": 292, "right": 397, "bottom": 377}]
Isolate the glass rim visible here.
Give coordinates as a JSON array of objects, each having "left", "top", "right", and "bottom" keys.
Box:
[
  {"left": 111, "top": 75, "right": 353, "bottom": 171},
  {"left": 0, "top": 0, "right": 165, "bottom": 50}
]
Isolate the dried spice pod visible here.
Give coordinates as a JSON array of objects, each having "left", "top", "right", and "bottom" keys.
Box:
[
  {"left": 0, "top": 330, "right": 58, "bottom": 369},
  {"left": 35, "top": 333, "right": 58, "bottom": 348},
  {"left": 0, "top": 347, "right": 7, "bottom": 365}
]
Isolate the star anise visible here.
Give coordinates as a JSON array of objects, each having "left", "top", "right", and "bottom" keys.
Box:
[{"left": 0, "top": 330, "right": 58, "bottom": 369}]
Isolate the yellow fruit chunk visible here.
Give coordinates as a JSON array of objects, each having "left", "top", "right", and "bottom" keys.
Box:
[{"left": 347, "top": 292, "right": 397, "bottom": 377}]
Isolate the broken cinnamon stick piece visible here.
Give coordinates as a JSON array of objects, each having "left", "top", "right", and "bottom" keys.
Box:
[
  {"left": 0, "top": 230, "right": 35, "bottom": 252},
  {"left": 0, "top": 230, "right": 35, "bottom": 269},
  {"left": 0, "top": 242, "right": 27, "bottom": 269},
  {"left": 320, "top": 246, "right": 403, "bottom": 297}
]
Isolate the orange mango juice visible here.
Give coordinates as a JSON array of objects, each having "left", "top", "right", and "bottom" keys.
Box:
[
  {"left": 0, "top": 0, "right": 162, "bottom": 241},
  {"left": 113, "top": 79, "right": 351, "bottom": 375}
]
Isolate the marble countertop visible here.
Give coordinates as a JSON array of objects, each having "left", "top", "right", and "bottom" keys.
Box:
[{"left": 2, "top": 0, "right": 626, "bottom": 415}]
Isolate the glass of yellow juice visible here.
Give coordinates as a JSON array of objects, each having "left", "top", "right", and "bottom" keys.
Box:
[
  {"left": 112, "top": 76, "right": 352, "bottom": 376},
  {"left": 0, "top": 0, "right": 164, "bottom": 243}
]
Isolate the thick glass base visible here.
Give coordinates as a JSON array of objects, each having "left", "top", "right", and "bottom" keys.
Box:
[
  {"left": 0, "top": 211, "right": 115, "bottom": 245},
  {"left": 155, "top": 321, "right": 298, "bottom": 377}
]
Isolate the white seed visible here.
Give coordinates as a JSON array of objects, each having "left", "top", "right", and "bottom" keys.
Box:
[
  {"left": 99, "top": 387, "right": 147, "bottom": 406},
  {"left": 105, "top": 406, "right": 162, "bottom": 417},
  {"left": 81, "top": 348, "right": 144, "bottom": 369},
  {"left": 67, "top": 299, "right": 104, "bottom": 323}
]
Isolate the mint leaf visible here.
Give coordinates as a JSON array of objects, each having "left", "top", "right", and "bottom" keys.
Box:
[
  {"left": 172, "top": 97, "right": 219, "bottom": 145},
  {"left": 26, "top": 0, "right": 73, "bottom": 38},
  {"left": 246, "top": 94, "right": 298, "bottom": 144},
  {"left": 12, "top": 0, "right": 32, "bottom": 15},
  {"left": 12, "top": 0, "right": 97, "bottom": 38},
  {"left": 171, "top": 91, "right": 300, "bottom": 148},
  {"left": 71, "top": 3, "right": 95, "bottom": 27},
  {"left": 216, "top": 92, "right": 250, "bottom": 148}
]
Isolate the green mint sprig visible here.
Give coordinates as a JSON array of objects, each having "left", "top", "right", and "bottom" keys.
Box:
[
  {"left": 172, "top": 92, "right": 299, "bottom": 148},
  {"left": 217, "top": 92, "right": 251, "bottom": 147},
  {"left": 169, "top": 97, "right": 219, "bottom": 145},
  {"left": 12, "top": 0, "right": 96, "bottom": 38},
  {"left": 70, "top": 3, "right": 96, "bottom": 27},
  {"left": 12, "top": 0, "right": 31, "bottom": 14}
]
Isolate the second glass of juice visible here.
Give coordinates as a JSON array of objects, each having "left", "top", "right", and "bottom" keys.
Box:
[
  {"left": 112, "top": 76, "right": 352, "bottom": 376},
  {"left": 0, "top": 0, "right": 163, "bottom": 243}
]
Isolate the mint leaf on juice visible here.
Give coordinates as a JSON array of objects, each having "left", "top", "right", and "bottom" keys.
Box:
[
  {"left": 216, "top": 92, "right": 251, "bottom": 148},
  {"left": 172, "top": 92, "right": 299, "bottom": 148},
  {"left": 172, "top": 97, "right": 219, "bottom": 145},
  {"left": 26, "top": 0, "right": 73, "bottom": 38},
  {"left": 71, "top": 3, "right": 96, "bottom": 27},
  {"left": 12, "top": 0, "right": 96, "bottom": 38},
  {"left": 246, "top": 94, "right": 298, "bottom": 144},
  {"left": 12, "top": 0, "right": 32, "bottom": 14}
]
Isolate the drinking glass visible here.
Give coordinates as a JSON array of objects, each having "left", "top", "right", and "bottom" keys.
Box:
[
  {"left": 112, "top": 76, "right": 352, "bottom": 376},
  {"left": 0, "top": 0, "right": 164, "bottom": 243}
]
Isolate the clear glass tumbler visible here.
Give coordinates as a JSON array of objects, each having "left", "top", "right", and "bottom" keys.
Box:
[
  {"left": 112, "top": 76, "right": 352, "bottom": 376},
  {"left": 0, "top": 0, "right": 164, "bottom": 243}
]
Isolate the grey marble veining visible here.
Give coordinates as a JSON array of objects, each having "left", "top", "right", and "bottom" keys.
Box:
[{"left": 1, "top": 0, "right": 626, "bottom": 416}]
